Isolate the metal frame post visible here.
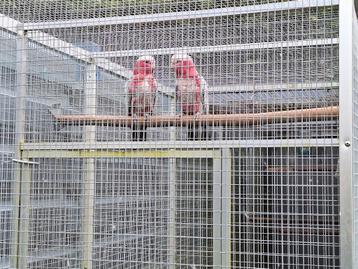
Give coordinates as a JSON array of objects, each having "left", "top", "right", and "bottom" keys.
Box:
[
  {"left": 82, "top": 61, "right": 97, "bottom": 269},
  {"left": 168, "top": 86, "right": 176, "bottom": 268},
  {"left": 17, "top": 161, "right": 36, "bottom": 269},
  {"left": 169, "top": 96, "right": 176, "bottom": 141},
  {"left": 213, "top": 153, "right": 222, "bottom": 268},
  {"left": 339, "top": 1, "right": 354, "bottom": 268},
  {"left": 213, "top": 148, "right": 232, "bottom": 269},
  {"left": 168, "top": 158, "right": 176, "bottom": 269},
  {"left": 221, "top": 148, "right": 231, "bottom": 268},
  {"left": 10, "top": 25, "right": 28, "bottom": 269}
]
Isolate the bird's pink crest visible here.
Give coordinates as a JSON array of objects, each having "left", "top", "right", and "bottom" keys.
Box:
[{"left": 133, "top": 60, "right": 154, "bottom": 76}]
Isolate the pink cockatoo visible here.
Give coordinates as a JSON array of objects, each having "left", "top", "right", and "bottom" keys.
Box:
[
  {"left": 171, "top": 54, "right": 209, "bottom": 140},
  {"left": 128, "top": 56, "right": 157, "bottom": 141}
]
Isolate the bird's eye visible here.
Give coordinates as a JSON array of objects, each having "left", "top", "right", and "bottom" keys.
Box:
[{"left": 144, "top": 61, "right": 151, "bottom": 64}]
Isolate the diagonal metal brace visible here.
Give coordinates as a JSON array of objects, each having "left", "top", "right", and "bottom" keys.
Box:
[{"left": 12, "top": 159, "right": 40, "bottom": 165}]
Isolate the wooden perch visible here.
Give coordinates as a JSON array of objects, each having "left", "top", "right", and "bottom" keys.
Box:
[{"left": 54, "top": 106, "right": 338, "bottom": 127}]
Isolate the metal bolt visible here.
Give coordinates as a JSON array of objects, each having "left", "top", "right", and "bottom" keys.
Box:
[{"left": 344, "top": 141, "right": 351, "bottom": 147}]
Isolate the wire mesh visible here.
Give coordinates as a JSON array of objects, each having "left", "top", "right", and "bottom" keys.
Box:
[
  {"left": 0, "top": 0, "right": 344, "bottom": 268},
  {"left": 232, "top": 147, "right": 339, "bottom": 268}
]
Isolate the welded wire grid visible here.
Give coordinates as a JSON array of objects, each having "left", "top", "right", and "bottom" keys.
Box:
[{"left": 0, "top": 0, "right": 342, "bottom": 268}]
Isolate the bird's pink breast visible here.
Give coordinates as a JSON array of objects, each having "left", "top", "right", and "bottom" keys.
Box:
[
  {"left": 130, "top": 76, "right": 156, "bottom": 116},
  {"left": 177, "top": 78, "right": 201, "bottom": 114}
]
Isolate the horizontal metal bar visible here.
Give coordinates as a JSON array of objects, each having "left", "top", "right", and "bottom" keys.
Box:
[
  {"left": 92, "top": 38, "right": 339, "bottom": 58},
  {"left": 30, "top": 199, "right": 78, "bottom": 209},
  {"left": 95, "top": 196, "right": 160, "bottom": 205},
  {"left": 53, "top": 106, "right": 339, "bottom": 127},
  {"left": 28, "top": 248, "right": 80, "bottom": 263},
  {"left": 1, "top": 80, "right": 339, "bottom": 101},
  {"left": 0, "top": 195, "right": 173, "bottom": 209},
  {"left": 23, "top": 0, "right": 339, "bottom": 30},
  {"left": 22, "top": 149, "right": 220, "bottom": 159},
  {"left": 265, "top": 164, "right": 337, "bottom": 172},
  {"left": 6, "top": 197, "right": 166, "bottom": 210},
  {"left": 210, "top": 82, "right": 339, "bottom": 93},
  {"left": 93, "top": 228, "right": 166, "bottom": 248},
  {"left": 0, "top": 203, "right": 12, "bottom": 212},
  {"left": 22, "top": 139, "right": 338, "bottom": 152},
  {"left": 242, "top": 211, "right": 339, "bottom": 218}
]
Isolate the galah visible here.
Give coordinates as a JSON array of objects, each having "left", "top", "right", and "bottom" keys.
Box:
[
  {"left": 171, "top": 54, "right": 209, "bottom": 140},
  {"left": 128, "top": 56, "right": 157, "bottom": 141}
]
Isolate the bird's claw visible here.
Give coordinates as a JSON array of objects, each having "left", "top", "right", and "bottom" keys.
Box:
[{"left": 132, "top": 115, "right": 141, "bottom": 125}]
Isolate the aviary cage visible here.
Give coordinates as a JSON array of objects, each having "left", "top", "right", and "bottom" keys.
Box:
[{"left": 0, "top": 0, "right": 355, "bottom": 268}]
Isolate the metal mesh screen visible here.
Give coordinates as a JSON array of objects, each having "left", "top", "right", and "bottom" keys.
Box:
[
  {"left": 0, "top": 0, "right": 343, "bottom": 268},
  {"left": 93, "top": 158, "right": 169, "bottom": 268},
  {"left": 232, "top": 147, "right": 339, "bottom": 268}
]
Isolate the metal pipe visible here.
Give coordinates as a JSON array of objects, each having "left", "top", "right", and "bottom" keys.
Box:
[
  {"left": 54, "top": 106, "right": 339, "bottom": 127},
  {"left": 265, "top": 164, "right": 338, "bottom": 172},
  {"left": 92, "top": 38, "right": 338, "bottom": 58}
]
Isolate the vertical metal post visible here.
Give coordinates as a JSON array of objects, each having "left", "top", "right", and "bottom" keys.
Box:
[
  {"left": 168, "top": 94, "right": 176, "bottom": 268},
  {"left": 82, "top": 61, "right": 97, "bottom": 269},
  {"left": 213, "top": 153, "right": 222, "bottom": 268},
  {"left": 10, "top": 24, "right": 28, "bottom": 269},
  {"left": 168, "top": 158, "right": 176, "bottom": 269},
  {"left": 11, "top": 159, "right": 38, "bottom": 269},
  {"left": 169, "top": 96, "right": 176, "bottom": 141},
  {"left": 339, "top": 1, "right": 354, "bottom": 268},
  {"left": 221, "top": 149, "right": 231, "bottom": 268},
  {"left": 246, "top": 148, "right": 254, "bottom": 266},
  {"left": 17, "top": 161, "right": 35, "bottom": 269}
]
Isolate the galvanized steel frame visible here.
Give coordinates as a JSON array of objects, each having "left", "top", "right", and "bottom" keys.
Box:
[
  {"left": 18, "top": 147, "right": 235, "bottom": 268},
  {"left": 339, "top": 1, "right": 354, "bottom": 268}
]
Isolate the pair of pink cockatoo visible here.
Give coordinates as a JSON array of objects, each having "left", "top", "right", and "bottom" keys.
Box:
[{"left": 128, "top": 54, "right": 209, "bottom": 141}]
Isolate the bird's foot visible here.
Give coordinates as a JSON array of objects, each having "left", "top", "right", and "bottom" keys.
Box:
[
  {"left": 194, "top": 112, "right": 201, "bottom": 120},
  {"left": 177, "top": 113, "right": 184, "bottom": 119},
  {"left": 133, "top": 115, "right": 140, "bottom": 122},
  {"left": 144, "top": 113, "right": 151, "bottom": 121}
]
